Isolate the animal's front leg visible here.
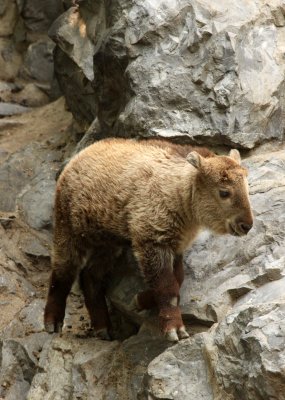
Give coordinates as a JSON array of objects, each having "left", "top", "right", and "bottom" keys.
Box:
[
  {"left": 133, "top": 255, "right": 185, "bottom": 311},
  {"left": 134, "top": 243, "right": 189, "bottom": 342}
]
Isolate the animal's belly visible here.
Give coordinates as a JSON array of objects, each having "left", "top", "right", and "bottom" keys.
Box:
[{"left": 88, "top": 228, "right": 131, "bottom": 247}]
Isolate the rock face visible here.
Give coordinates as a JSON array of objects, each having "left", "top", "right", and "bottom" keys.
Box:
[
  {"left": 51, "top": 0, "right": 285, "bottom": 148},
  {"left": 0, "top": 0, "right": 63, "bottom": 106},
  {"left": 0, "top": 1, "right": 285, "bottom": 400},
  {"left": 209, "top": 288, "right": 285, "bottom": 400}
]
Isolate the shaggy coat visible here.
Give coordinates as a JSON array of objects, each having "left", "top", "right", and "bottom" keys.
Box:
[{"left": 44, "top": 138, "right": 253, "bottom": 341}]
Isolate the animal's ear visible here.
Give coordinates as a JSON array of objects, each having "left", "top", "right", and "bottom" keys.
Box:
[
  {"left": 186, "top": 151, "right": 202, "bottom": 170},
  {"left": 229, "top": 149, "right": 241, "bottom": 165}
]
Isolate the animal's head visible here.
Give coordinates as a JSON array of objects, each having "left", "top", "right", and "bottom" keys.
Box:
[{"left": 187, "top": 149, "right": 253, "bottom": 236}]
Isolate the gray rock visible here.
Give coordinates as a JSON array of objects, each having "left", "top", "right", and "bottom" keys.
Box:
[
  {"left": 52, "top": 0, "right": 285, "bottom": 148},
  {"left": 19, "top": 235, "right": 50, "bottom": 258},
  {"left": 2, "top": 300, "right": 48, "bottom": 340},
  {"left": 50, "top": 2, "right": 130, "bottom": 128},
  {"left": 27, "top": 331, "right": 172, "bottom": 400},
  {"left": 27, "top": 337, "right": 119, "bottom": 400},
  {"left": 20, "top": 0, "right": 64, "bottom": 32},
  {"left": 0, "top": 38, "right": 22, "bottom": 81},
  {"left": 20, "top": 39, "right": 55, "bottom": 83},
  {"left": 142, "top": 335, "right": 214, "bottom": 400},
  {"left": 0, "top": 142, "right": 56, "bottom": 213},
  {"left": 0, "top": 102, "right": 31, "bottom": 116},
  {"left": 206, "top": 300, "right": 285, "bottom": 400},
  {"left": 53, "top": 46, "right": 96, "bottom": 127},
  {"left": 0, "top": 81, "right": 17, "bottom": 92},
  {"left": 49, "top": 5, "right": 100, "bottom": 126},
  {"left": 5, "top": 83, "right": 50, "bottom": 107},
  {"left": 141, "top": 278, "right": 285, "bottom": 400},
  {"left": 0, "top": 0, "right": 18, "bottom": 37},
  {"left": 0, "top": 340, "right": 36, "bottom": 400},
  {"left": 0, "top": 0, "right": 7, "bottom": 15},
  {"left": 0, "top": 225, "right": 36, "bottom": 295},
  {"left": 18, "top": 176, "right": 56, "bottom": 230},
  {"left": 49, "top": 7, "right": 95, "bottom": 81}
]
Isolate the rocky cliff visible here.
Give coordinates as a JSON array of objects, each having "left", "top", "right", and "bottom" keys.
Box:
[{"left": 0, "top": 1, "right": 284, "bottom": 399}]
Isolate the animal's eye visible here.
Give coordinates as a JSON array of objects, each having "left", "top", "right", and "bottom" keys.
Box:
[{"left": 219, "top": 190, "right": 231, "bottom": 199}]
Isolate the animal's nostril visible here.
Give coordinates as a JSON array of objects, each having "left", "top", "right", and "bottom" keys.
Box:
[{"left": 239, "top": 222, "right": 252, "bottom": 234}]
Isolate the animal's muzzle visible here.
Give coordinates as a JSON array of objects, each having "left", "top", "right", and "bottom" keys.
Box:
[
  {"left": 237, "top": 222, "right": 253, "bottom": 235},
  {"left": 235, "top": 215, "right": 253, "bottom": 236}
]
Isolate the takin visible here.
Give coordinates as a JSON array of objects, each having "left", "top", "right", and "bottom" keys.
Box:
[{"left": 44, "top": 138, "right": 254, "bottom": 341}]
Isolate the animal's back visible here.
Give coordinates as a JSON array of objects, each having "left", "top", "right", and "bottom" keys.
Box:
[{"left": 55, "top": 138, "right": 188, "bottom": 240}]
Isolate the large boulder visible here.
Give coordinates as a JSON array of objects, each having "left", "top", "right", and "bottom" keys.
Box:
[
  {"left": 18, "top": 0, "right": 64, "bottom": 32},
  {"left": 206, "top": 283, "right": 285, "bottom": 400},
  {"left": 0, "top": 0, "right": 63, "bottom": 99},
  {"left": 51, "top": 0, "right": 285, "bottom": 147},
  {"left": 0, "top": 0, "right": 18, "bottom": 37}
]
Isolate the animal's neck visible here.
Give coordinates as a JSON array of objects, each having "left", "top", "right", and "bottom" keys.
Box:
[
  {"left": 174, "top": 173, "right": 203, "bottom": 253},
  {"left": 188, "top": 179, "right": 211, "bottom": 229},
  {"left": 175, "top": 168, "right": 200, "bottom": 229}
]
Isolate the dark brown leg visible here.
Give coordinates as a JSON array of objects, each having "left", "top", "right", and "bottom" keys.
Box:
[
  {"left": 173, "top": 255, "right": 184, "bottom": 288},
  {"left": 44, "top": 265, "right": 76, "bottom": 333},
  {"left": 80, "top": 247, "right": 114, "bottom": 339},
  {"left": 80, "top": 268, "right": 111, "bottom": 340},
  {"left": 134, "top": 244, "right": 189, "bottom": 341},
  {"left": 135, "top": 255, "right": 184, "bottom": 310},
  {"left": 136, "top": 289, "right": 156, "bottom": 310}
]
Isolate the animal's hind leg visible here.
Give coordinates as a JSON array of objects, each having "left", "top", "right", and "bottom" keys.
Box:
[
  {"left": 80, "top": 247, "right": 114, "bottom": 340},
  {"left": 173, "top": 255, "right": 184, "bottom": 288},
  {"left": 80, "top": 268, "right": 111, "bottom": 340},
  {"left": 44, "top": 260, "right": 77, "bottom": 333}
]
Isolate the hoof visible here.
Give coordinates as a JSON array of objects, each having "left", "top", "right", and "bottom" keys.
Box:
[
  {"left": 178, "top": 326, "right": 189, "bottom": 340},
  {"left": 96, "top": 328, "right": 112, "bottom": 341},
  {"left": 165, "top": 328, "right": 179, "bottom": 342},
  {"left": 89, "top": 328, "right": 112, "bottom": 341},
  {"left": 45, "top": 321, "right": 63, "bottom": 334},
  {"left": 159, "top": 306, "right": 188, "bottom": 341}
]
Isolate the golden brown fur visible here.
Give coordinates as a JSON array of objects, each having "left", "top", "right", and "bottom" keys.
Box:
[
  {"left": 44, "top": 138, "right": 253, "bottom": 340},
  {"left": 139, "top": 137, "right": 215, "bottom": 159}
]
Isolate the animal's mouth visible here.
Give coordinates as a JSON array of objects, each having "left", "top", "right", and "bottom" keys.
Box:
[{"left": 229, "top": 223, "right": 243, "bottom": 237}]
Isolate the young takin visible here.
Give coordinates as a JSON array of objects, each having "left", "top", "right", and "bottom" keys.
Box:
[{"left": 44, "top": 138, "right": 253, "bottom": 341}]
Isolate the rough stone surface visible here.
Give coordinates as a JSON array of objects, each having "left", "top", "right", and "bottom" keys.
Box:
[
  {"left": 51, "top": 0, "right": 285, "bottom": 148},
  {"left": 0, "top": 0, "right": 63, "bottom": 100},
  {"left": 20, "top": 0, "right": 64, "bottom": 32},
  {"left": 0, "top": 102, "right": 31, "bottom": 116},
  {"left": 26, "top": 330, "right": 173, "bottom": 400},
  {"left": 0, "top": 97, "right": 73, "bottom": 216},
  {"left": 0, "top": 0, "right": 18, "bottom": 37},
  {"left": 17, "top": 167, "right": 57, "bottom": 230},
  {"left": 142, "top": 335, "right": 214, "bottom": 400},
  {"left": 20, "top": 39, "right": 55, "bottom": 82},
  {"left": 54, "top": 46, "right": 97, "bottom": 128},
  {"left": 3, "top": 83, "right": 50, "bottom": 107},
  {"left": 204, "top": 281, "right": 285, "bottom": 400},
  {"left": 0, "top": 38, "right": 22, "bottom": 81},
  {"left": 0, "top": 339, "right": 36, "bottom": 400}
]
